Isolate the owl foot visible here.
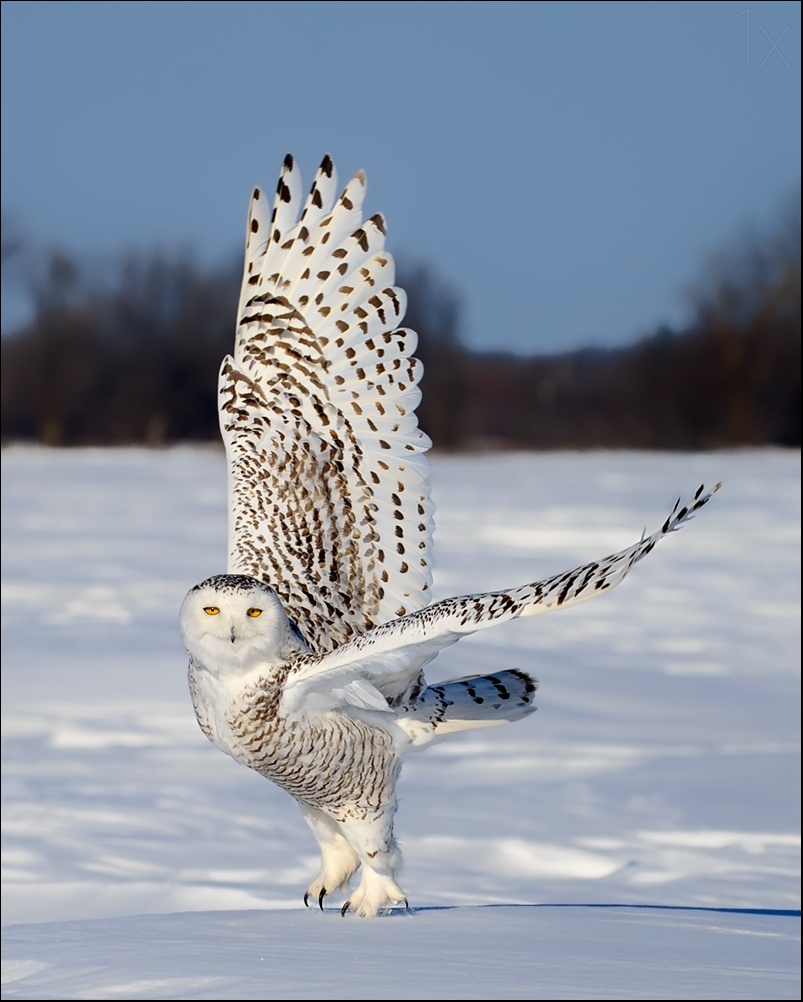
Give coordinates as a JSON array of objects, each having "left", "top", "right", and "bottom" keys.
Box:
[
  {"left": 302, "top": 834, "right": 360, "bottom": 911},
  {"left": 339, "top": 869, "right": 409, "bottom": 917}
]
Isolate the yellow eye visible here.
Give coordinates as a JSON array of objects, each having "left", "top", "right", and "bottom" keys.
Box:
[
  {"left": 247, "top": 608, "right": 262, "bottom": 618},
  {"left": 203, "top": 606, "right": 220, "bottom": 616}
]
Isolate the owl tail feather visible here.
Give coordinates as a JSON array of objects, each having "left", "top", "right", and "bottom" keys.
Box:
[{"left": 399, "top": 669, "right": 537, "bottom": 747}]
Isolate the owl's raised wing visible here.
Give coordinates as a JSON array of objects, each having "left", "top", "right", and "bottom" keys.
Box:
[
  {"left": 280, "top": 482, "right": 722, "bottom": 717},
  {"left": 219, "top": 155, "right": 433, "bottom": 653}
]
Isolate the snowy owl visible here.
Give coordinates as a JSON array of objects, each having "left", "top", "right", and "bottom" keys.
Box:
[{"left": 179, "top": 154, "right": 720, "bottom": 917}]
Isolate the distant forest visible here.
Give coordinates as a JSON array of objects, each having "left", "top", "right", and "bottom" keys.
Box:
[{"left": 2, "top": 194, "right": 799, "bottom": 450}]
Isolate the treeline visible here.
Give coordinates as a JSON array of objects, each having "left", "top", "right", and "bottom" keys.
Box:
[
  {"left": 458, "top": 199, "right": 800, "bottom": 451},
  {"left": 1, "top": 198, "right": 799, "bottom": 449}
]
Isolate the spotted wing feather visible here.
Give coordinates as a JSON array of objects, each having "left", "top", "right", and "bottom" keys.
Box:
[{"left": 220, "top": 155, "right": 433, "bottom": 652}]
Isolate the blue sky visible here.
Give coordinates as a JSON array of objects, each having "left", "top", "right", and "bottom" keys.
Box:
[{"left": 1, "top": 0, "right": 800, "bottom": 353}]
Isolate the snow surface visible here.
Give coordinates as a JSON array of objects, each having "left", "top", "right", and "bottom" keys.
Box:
[{"left": 1, "top": 447, "right": 800, "bottom": 1000}]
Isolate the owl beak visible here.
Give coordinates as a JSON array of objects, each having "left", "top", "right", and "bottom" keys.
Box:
[{"left": 230, "top": 625, "right": 237, "bottom": 644}]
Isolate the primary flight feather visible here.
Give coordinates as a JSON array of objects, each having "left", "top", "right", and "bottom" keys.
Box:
[{"left": 179, "top": 154, "right": 720, "bottom": 917}]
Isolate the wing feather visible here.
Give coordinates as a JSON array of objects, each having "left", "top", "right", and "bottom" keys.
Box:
[{"left": 221, "top": 156, "right": 433, "bottom": 652}]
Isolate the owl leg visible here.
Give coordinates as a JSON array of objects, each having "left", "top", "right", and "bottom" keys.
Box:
[
  {"left": 337, "top": 813, "right": 408, "bottom": 917},
  {"left": 299, "top": 805, "right": 360, "bottom": 910}
]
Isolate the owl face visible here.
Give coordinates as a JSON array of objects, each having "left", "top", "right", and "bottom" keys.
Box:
[{"left": 179, "top": 574, "right": 295, "bottom": 674}]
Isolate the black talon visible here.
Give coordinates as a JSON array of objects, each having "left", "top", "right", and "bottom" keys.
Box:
[
  {"left": 303, "top": 892, "right": 310, "bottom": 908},
  {"left": 340, "top": 900, "right": 351, "bottom": 917},
  {"left": 318, "top": 887, "right": 327, "bottom": 911}
]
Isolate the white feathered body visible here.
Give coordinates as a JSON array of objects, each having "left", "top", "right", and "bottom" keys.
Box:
[
  {"left": 179, "top": 155, "right": 720, "bottom": 917},
  {"left": 182, "top": 572, "right": 538, "bottom": 820},
  {"left": 190, "top": 659, "right": 400, "bottom": 825}
]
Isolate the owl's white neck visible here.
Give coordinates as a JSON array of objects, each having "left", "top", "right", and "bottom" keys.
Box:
[{"left": 189, "top": 634, "right": 289, "bottom": 682}]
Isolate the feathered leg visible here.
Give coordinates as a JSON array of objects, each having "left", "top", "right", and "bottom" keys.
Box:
[
  {"left": 336, "top": 809, "right": 408, "bottom": 917},
  {"left": 300, "top": 804, "right": 360, "bottom": 909}
]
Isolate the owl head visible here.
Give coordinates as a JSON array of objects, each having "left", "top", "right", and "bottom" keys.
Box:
[{"left": 179, "top": 574, "right": 308, "bottom": 675}]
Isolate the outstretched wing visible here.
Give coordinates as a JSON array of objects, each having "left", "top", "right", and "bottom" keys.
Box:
[
  {"left": 219, "top": 155, "right": 434, "bottom": 652},
  {"left": 281, "top": 483, "right": 722, "bottom": 715}
]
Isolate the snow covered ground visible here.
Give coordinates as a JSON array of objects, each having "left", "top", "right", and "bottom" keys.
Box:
[{"left": 1, "top": 447, "right": 800, "bottom": 1000}]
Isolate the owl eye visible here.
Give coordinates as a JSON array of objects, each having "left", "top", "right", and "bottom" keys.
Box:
[
  {"left": 203, "top": 606, "right": 220, "bottom": 616},
  {"left": 247, "top": 608, "right": 263, "bottom": 618}
]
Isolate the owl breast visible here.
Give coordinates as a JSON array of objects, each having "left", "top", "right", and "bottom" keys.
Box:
[{"left": 189, "top": 660, "right": 399, "bottom": 821}]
